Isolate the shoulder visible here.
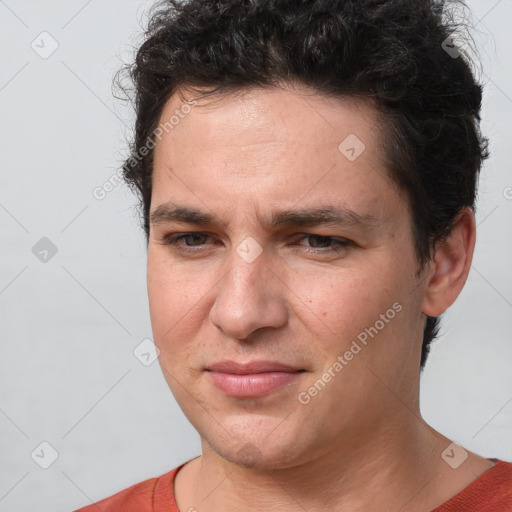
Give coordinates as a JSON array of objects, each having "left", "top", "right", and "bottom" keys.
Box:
[
  {"left": 433, "top": 459, "right": 512, "bottom": 511},
  {"left": 73, "top": 465, "right": 181, "bottom": 512},
  {"left": 471, "top": 458, "right": 512, "bottom": 497}
]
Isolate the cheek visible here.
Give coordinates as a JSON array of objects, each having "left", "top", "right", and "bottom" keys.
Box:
[
  {"left": 286, "top": 265, "right": 392, "bottom": 341},
  {"left": 287, "top": 261, "right": 414, "bottom": 383},
  {"left": 147, "top": 254, "right": 211, "bottom": 353}
]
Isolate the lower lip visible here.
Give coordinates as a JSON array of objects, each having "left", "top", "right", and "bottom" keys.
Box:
[{"left": 207, "top": 371, "right": 303, "bottom": 398}]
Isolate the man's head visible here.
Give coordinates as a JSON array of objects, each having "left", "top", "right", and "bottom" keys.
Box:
[
  {"left": 119, "top": 0, "right": 486, "bottom": 470},
  {"left": 120, "top": 0, "right": 487, "bottom": 369}
]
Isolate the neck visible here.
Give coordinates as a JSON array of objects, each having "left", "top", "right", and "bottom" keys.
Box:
[{"left": 182, "top": 414, "right": 464, "bottom": 512}]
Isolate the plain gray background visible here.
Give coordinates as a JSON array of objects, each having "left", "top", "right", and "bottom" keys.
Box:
[{"left": 0, "top": 1, "right": 510, "bottom": 510}]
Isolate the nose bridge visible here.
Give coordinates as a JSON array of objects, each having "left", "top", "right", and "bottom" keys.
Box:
[
  {"left": 227, "top": 245, "right": 267, "bottom": 297},
  {"left": 209, "top": 244, "right": 287, "bottom": 340}
]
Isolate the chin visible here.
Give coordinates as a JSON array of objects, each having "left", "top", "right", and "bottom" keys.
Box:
[{"left": 206, "top": 430, "right": 309, "bottom": 471}]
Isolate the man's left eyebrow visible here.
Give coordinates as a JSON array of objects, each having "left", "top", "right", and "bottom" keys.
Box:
[{"left": 268, "top": 206, "right": 382, "bottom": 231}]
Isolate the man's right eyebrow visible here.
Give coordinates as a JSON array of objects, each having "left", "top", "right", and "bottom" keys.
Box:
[{"left": 150, "top": 203, "right": 226, "bottom": 228}]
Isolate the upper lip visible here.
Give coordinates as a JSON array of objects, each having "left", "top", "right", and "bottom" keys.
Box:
[{"left": 207, "top": 360, "right": 303, "bottom": 374}]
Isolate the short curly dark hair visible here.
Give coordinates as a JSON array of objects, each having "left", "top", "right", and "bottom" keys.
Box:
[{"left": 118, "top": 0, "right": 488, "bottom": 368}]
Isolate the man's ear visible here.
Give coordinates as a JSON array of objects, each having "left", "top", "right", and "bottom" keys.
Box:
[{"left": 421, "top": 207, "right": 476, "bottom": 318}]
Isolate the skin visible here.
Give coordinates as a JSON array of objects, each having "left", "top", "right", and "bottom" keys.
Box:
[{"left": 147, "top": 83, "right": 494, "bottom": 511}]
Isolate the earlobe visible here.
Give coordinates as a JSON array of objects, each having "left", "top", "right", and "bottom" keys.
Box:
[{"left": 421, "top": 207, "right": 476, "bottom": 318}]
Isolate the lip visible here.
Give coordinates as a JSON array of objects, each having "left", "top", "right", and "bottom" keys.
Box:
[
  {"left": 207, "top": 360, "right": 301, "bottom": 374},
  {"left": 206, "top": 360, "right": 305, "bottom": 398}
]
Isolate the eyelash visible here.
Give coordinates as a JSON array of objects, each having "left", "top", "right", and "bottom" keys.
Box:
[{"left": 159, "top": 232, "right": 354, "bottom": 255}]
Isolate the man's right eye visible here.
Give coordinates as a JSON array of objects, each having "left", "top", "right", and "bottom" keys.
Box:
[{"left": 159, "top": 232, "right": 213, "bottom": 252}]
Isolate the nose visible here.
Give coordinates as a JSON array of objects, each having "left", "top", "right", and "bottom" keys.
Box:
[{"left": 208, "top": 245, "right": 288, "bottom": 341}]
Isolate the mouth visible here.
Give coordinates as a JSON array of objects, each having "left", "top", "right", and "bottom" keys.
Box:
[{"left": 205, "top": 360, "right": 306, "bottom": 398}]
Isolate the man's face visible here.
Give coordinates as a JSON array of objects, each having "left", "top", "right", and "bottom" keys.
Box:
[{"left": 147, "top": 85, "right": 430, "bottom": 468}]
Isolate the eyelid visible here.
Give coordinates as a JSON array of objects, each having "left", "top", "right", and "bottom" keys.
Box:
[
  {"left": 159, "top": 232, "right": 213, "bottom": 248},
  {"left": 291, "top": 233, "right": 353, "bottom": 244},
  {"left": 291, "top": 234, "right": 354, "bottom": 253}
]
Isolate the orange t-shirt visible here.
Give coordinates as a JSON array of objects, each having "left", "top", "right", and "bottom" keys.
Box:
[{"left": 74, "top": 459, "right": 512, "bottom": 511}]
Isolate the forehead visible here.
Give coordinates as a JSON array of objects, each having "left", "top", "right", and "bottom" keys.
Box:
[
  {"left": 151, "top": 85, "right": 406, "bottom": 227},
  {"left": 157, "top": 84, "right": 383, "bottom": 156}
]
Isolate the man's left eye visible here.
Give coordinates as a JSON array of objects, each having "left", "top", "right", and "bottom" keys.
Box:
[{"left": 292, "top": 234, "right": 354, "bottom": 253}]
